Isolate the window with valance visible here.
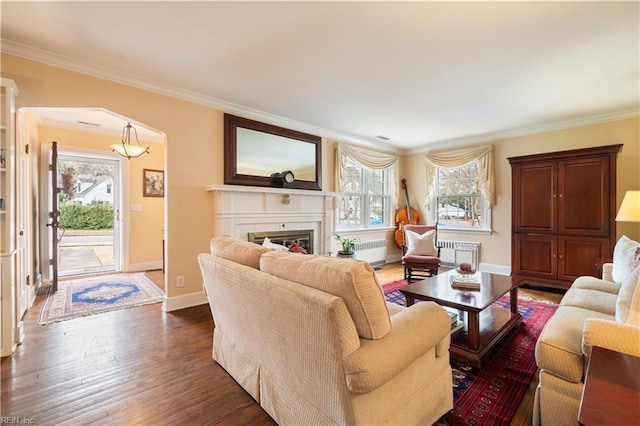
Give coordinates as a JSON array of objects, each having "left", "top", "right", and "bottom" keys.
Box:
[
  {"left": 425, "top": 145, "right": 495, "bottom": 231},
  {"left": 336, "top": 144, "right": 399, "bottom": 230}
]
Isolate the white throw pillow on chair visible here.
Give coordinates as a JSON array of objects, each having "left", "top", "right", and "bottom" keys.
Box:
[{"left": 405, "top": 229, "right": 437, "bottom": 256}]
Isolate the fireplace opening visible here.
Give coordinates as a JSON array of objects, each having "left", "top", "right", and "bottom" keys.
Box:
[{"left": 248, "top": 230, "right": 314, "bottom": 254}]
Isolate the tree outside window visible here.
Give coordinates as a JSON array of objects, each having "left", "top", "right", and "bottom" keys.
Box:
[
  {"left": 338, "top": 158, "right": 390, "bottom": 229},
  {"left": 435, "top": 161, "right": 488, "bottom": 230}
]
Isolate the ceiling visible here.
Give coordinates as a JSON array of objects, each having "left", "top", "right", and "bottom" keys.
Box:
[
  {"left": 1, "top": 1, "right": 638, "bottom": 153},
  {"left": 21, "top": 107, "right": 167, "bottom": 144}
]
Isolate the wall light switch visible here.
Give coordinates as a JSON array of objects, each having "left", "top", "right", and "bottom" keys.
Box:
[{"left": 131, "top": 204, "right": 143, "bottom": 211}]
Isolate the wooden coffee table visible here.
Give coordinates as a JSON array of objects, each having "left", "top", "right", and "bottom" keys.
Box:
[{"left": 400, "top": 269, "right": 522, "bottom": 368}]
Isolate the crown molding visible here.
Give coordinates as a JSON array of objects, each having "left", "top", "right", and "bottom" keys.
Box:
[
  {"left": 3, "top": 40, "right": 229, "bottom": 114},
  {"left": 4, "top": 39, "right": 637, "bottom": 157},
  {"left": 406, "top": 109, "right": 640, "bottom": 155},
  {"left": 2, "top": 39, "right": 398, "bottom": 153}
]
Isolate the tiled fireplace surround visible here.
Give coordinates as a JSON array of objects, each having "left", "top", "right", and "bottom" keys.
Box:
[{"left": 206, "top": 185, "right": 339, "bottom": 255}]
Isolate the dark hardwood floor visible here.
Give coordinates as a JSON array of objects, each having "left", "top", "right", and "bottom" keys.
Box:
[
  {"left": 1, "top": 271, "right": 275, "bottom": 425},
  {"left": 1, "top": 264, "right": 561, "bottom": 425}
]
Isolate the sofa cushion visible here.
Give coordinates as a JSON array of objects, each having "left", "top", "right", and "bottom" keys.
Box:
[
  {"left": 616, "top": 265, "right": 640, "bottom": 323},
  {"left": 612, "top": 235, "right": 640, "bottom": 283},
  {"left": 210, "top": 235, "right": 274, "bottom": 269},
  {"left": 536, "top": 306, "right": 614, "bottom": 383},
  {"left": 560, "top": 288, "right": 617, "bottom": 316},
  {"left": 260, "top": 250, "right": 391, "bottom": 339}
]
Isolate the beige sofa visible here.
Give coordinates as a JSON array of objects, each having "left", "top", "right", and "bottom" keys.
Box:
[
  {"left": 198, "top": 236, "right": 453, "bottom": 425},
  {"left": 533, "top": 261, "right": 640, "bottom": 425}
]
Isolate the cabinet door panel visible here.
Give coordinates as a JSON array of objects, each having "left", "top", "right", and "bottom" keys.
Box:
[
  {"left": 514, "top": 162, "right": 556, "bottom": 233},
  {"left": 514, "top": 234, "right": 557, "bottom": 279},
  {"left": 558, "top": 157, "right": 609, "bottom": 235},
  {"left": 558, "top": 237, "right": 610, "bottom": 281}
]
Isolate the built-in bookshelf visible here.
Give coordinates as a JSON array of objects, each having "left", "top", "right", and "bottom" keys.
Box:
[{"left": 1, "top": 78, "right": 18, "bottom": 357}]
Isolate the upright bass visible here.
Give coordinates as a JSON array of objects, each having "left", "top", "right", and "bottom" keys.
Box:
[{"left": 394, "top": 178, "right": 420, "bottom": 248}]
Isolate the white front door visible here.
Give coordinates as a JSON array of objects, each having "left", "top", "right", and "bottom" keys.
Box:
[{"left": 56, "top": 153, "right": 121, "bottom": 277}]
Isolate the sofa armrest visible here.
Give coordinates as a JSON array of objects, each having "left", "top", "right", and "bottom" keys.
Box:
[
  {"left": 601, "top": 262, "right": 614, "bottom": 282},
  {"left": 571, "top": 275, "right": 620, "bottom": 294},
  {"left": 582, "top": 318, "right": 640, "bottom": 358},
  {"left": 343, "top": 301, "right": 450, "bottom": 394}
]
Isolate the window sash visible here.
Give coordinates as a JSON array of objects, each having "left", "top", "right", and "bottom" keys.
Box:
[
  {"left": 433, "top": 162, "right": 490, "bottom": 231},
  {"left": 338, "top": 160, "right": 391, "bottom": 229}
]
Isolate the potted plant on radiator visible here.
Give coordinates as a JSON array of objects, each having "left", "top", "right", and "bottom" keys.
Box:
[{"left": 336, "top": 234, "right": 357, "bottom": 259}]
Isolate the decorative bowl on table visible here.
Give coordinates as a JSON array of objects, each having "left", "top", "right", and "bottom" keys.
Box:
[
  {"left": 455, "top": 262, "right": 476, "bottom": 275},
  {"left": 451, "top": 262, "right": 481, "bottom": 290}
]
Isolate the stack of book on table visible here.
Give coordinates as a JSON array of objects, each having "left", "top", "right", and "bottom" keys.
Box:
[
  {"left": 450, "top": 272, "right": 481, "bottom": 290},
  {"left": 446, "top": 309, "right": 464, "bottom": 336}
]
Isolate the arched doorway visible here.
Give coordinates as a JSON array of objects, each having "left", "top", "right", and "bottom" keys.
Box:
[{"left": 18, "top": 107, "right": 165, "bottom": 291}]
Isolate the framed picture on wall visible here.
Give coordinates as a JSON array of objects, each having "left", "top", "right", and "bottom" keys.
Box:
[{"left": 143, "top": 169, "right": 164, "bottom": 197}]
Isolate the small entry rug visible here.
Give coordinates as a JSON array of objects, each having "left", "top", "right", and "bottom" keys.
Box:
[
  {"left": 39, "top": 273, "right": 164, "bottom": 324},
  {"left": 383, "top": 281, "right": 557, "bottom": 426}
]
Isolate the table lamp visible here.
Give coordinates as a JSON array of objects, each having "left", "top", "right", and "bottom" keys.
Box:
[{"left": 615, "top": 190, "right": 640, "bottom": 222}]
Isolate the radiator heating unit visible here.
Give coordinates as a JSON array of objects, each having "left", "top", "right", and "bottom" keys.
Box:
[
  {"left": 438, "top": 240, "right": 480, "bottom": 267},
  {"left": 354, "top": 239, "right": 387, "bottom": 266}
]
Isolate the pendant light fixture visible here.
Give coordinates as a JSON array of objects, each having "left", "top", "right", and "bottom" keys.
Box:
[{"left": 111, "top": 122, "right": 149, "bottom": 159}]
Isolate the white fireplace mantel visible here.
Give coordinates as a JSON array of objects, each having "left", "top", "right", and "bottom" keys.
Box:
[
  {"left": 206, "top": 184, "right": 341, "bottom": 197},
  {"left": 206, "top": 184, "right": 341, "bottom": 255}
]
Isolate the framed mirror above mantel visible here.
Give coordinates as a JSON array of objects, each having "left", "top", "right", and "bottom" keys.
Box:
[{"left": 224, "top": 113, "right": 322, "bottom": 191}]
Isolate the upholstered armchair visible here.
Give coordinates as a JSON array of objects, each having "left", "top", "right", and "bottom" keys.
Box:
[{"left": 402, "top": 224, "right": 442, "bottom": 282}]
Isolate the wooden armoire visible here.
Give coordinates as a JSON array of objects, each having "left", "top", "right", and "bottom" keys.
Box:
[{"left": 509, "top": 144, "right": 622, "bottom": 290}]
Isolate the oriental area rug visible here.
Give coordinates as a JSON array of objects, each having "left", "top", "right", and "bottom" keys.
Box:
[
  {"left": 382, "top": 280, "right": 558, "bottom": 426},
  {"left": 39, "top": 273, "right": 164, "bottom": 324}
]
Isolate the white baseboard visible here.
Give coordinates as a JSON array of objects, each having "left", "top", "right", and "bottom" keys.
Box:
[
  {"left": 0, "top": 343, "right": 17, "bottom": 357},
  {"left": 15, "top": 320, "right": 24, "bottom": 345},
  {"left": 384, "top": 257, "right": 511, "bottom": 277},
  {"left": 126, "top": 260, "right": 163, "bottom": 272},
  {"left": 479, "top": 263, "right": 511, "bottom": 276},
  {"left": 163, "top": 289, "right": 208, "bottom": 312},
  {"left": 160, "top": 264, "right": 511, "bottom": 312},
  {"left": 387, "top": 254, "right": 402, "bottom": 264}
]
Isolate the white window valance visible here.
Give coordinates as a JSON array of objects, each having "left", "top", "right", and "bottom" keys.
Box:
[
  {"left": 337, "top": 143, "right": 399, "bottom": 170},
  {"left": 425, "top": 144, "right": 495, "bottom": 209},
  {"left": 335, "top": 143, "right": 400, "bottom": 208}
]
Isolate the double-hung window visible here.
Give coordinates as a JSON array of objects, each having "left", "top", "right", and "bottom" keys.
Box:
[
  {"left": 426, "top": 145, "right": 494, "bottom": 232},
  {"left": 435, "top": 161, "right": 488, "bottom": 230},
  {"left": 338, "top": 156, "right": 392, "bottom": 229}
]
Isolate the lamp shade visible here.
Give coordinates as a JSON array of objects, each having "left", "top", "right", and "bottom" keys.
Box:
[
  {"left": 615, "top": 190, "right": 640, "bottom": 222},
  {"left": 110, "top": 143, "right": 149, "bottom": 159},
  {"left": 111, "top": 122, "right": 150, "bottom": 159}
]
